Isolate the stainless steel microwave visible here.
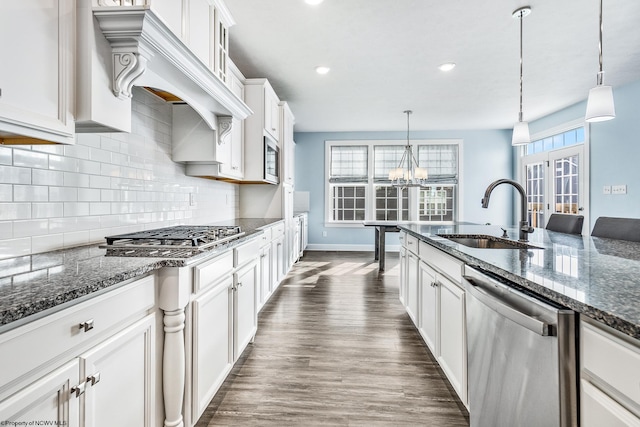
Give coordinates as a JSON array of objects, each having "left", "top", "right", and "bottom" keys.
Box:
[{"left": 264, "top": 135, "right": 279, "bottom": 184}]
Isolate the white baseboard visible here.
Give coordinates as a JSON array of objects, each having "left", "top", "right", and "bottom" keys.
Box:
[{"left": 306, "top": 244, "right": 400, "bottom": 252}]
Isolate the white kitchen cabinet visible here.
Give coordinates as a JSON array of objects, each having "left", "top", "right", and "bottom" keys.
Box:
[
  {"left": 419, "top": 260, "right": 438, "bottom": 355},
  {"left": 0, "top": 0, "right": 75, "bottom": 144},
  {"left": 400, "top": 235, "right": 467, "bottom": 406},
  {"left": 234, "top": 260, "right": 258, "bottom": 361},
  {"left": 81, "top": 315, "right": 155, "bottom": 427},
  {"left": 218, "top": 62, "right": 245, "bottom": 180},
  {"left": 0, "top": 360, "right": 79, "bottom": 427},
  {"left": 406, "top": 251, "right": 419, "bottom": 326},
  {"left": 213, "top": 1, "right": 232, "bottom": 83},
  {"left": 243, "top": 79, "right": 281, "bottom": 183},
  {"left": 580, "top": 316, "right": 640, "bottom": 425},
  {"left": 437, "top": 275, "right": 466, "bottom": 402},
  {"left": 273, "top": 234, "right": 286, "bottom": 288},
  {"left": 259, "top": 242, "right": 272, "bottom": 311},
  {"left": 0, "top": 275, "right": 157, "bottom": 426},
  {"left": 191, "top": 277, "right": 233, "bottom": 421},
  {"left": 298, "top": 212, "right": 308, "bottom": 259},
  {"left": 281, "top": 102, "right": 296, "bottom": 186}
]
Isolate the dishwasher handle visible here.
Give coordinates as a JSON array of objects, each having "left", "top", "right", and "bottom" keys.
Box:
[{"left": 463, "top": 267, "right": 555, "bottom": 337}]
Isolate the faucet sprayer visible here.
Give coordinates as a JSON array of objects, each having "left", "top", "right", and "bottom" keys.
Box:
[{"left": 481, "top": 179, "right": 534, "bottom": 242}]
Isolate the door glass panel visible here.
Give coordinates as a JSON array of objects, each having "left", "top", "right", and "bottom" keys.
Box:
[
  {"left": 554, "top": 155, "right": 579, "bottom": 214},
  {"left": 526, "top": 162, "right": 545, "bottom": 228}
]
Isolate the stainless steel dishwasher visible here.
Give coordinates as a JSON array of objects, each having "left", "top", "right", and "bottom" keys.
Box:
[{"left": 463, "top": 265, "right": 577, "bottom": 427}]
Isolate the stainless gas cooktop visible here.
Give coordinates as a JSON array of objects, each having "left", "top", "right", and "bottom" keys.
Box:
[{"left": 101, "top": 225, "right": 244, "bottom": 258}]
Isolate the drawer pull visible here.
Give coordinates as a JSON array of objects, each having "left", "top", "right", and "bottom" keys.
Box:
[
  {"left": 87, "top": 372, "right": 101, "bottom": 386},
  {"left": 79, "top": 319, "right": 94, "bottom": 332},
  {"left": 71, "top": 381, "right": 86, "bottom": 397}
]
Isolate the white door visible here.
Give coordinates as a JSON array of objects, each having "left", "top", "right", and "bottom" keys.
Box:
[
  {"left": 191, "top": 278, "right": 233, "bottom": 420},
  {"left": 419, "top": 261, "right": 438, "bottom": 356},
  {"left": 438, "top": 276, "right": 467, "bottom": 405},
  {"left": 81, "top": 315, "right": 155, "bottom": 427},
  {"left": 234, "top": 262, "right": 258, "bottom": 361},
  {"left": 0, "top": 360, "right": 79, "bottom": 427},
  {"left": 523, "top": 145, "right": 587, "bottom": 234}
]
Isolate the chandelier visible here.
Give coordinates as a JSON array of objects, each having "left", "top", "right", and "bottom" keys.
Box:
[{"left": 389, "top": 110, "right": 428, "bottom": 188}]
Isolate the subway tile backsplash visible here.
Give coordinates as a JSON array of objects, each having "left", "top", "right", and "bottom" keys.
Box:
[{"left": 0, "top": 87, "right": 239, "bottom": 259}]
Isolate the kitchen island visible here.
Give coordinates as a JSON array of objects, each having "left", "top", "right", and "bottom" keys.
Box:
[{"left": 399, "top": 222, "right": 640, "bottom": 339}]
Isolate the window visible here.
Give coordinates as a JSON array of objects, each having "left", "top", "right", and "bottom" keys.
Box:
[
  {"left": 519, "top": 120, "right": 588, "bottom": 232},
  {"left": 326, "top": 140, "right": 460, "bottom": 224}
]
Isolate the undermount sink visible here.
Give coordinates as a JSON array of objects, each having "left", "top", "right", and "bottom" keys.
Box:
[{"left": 437, "top": 234, "right": 543, "bottom": 250}]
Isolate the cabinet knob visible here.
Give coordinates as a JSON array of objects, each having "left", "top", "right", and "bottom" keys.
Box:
[
  {"left": 237, "top": 282, "right": 243, "bottom": 288},
  {"left": 79, "top": 319, "right": 94, "bottom": 332},
  {"left": 87, "top": 372, "right": 101, "bottom": 386},
  {"left": 71, "top": 382, "right": 86, "bottom": 398}
]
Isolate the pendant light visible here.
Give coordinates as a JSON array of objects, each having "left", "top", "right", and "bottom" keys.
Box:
[
  {"left": 512, "top": 7, "right": 531, "bottom": 146},
  {"left": 585, "top": 0, "right": 615, "bottom": 122},
  {"left": 389, "top": 110, "right": 428, "bottom": 188}
]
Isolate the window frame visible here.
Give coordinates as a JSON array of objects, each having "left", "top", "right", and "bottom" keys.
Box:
[{"left": 325, "top": 139, "right": 462, "bottom": 226}]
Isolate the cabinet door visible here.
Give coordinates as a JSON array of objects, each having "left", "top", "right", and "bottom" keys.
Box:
[
  {"left": 581, "top": 380, "right": 640, "bottom": 427},
  {"left": 399, "top": 247, "right": 406, "bottom": 305},
  {"left": 0, "top": 360, "right": 79, "bottom": 427},
  {"left": 191, "top": 277, "right": 233, "bottom": 420},
  {"left": 419, "top": 261, "right": 438, "bottom": 355},
  {"left": 259, "top": 245, "right": 272, "bottom": 311},
  {"left": 274, "top": 237, "right": 285, "bottom": 287},
  {"left": 234, "top": 262, "right": 258, "bottom": 361},
  {"left": 0, "top": 0, "right": 74, "bottom": 144},
  {"left": 406, "top": 252, "right": 419, "bottom": 326},
  {"left": 264, "top": 85, "right": 280, "bottom": 141},
  {"left": 81, "top": 315, "right": 155, "bottom": 427},
  {"left": 438, "top": 277, "right": 467, "bottom": 404}
]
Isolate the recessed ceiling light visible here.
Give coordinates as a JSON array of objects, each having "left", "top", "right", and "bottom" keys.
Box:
[
  {"left": 438, "top": 62, "right": 456, "bottom": 72},
  {"left": 315, "top": 66, "right": 330, "bottom": 75},
  {"left": 305, "top": 0, "right": 324, "bottom": 5}
]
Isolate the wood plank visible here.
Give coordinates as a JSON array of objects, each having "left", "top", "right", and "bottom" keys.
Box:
[{"left": 196, "top": 251, "right": 469, "bottom": 426}]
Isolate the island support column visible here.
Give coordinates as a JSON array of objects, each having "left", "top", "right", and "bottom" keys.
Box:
[{"left": 158, "top": 267, "right": 190, "bottom": 427}]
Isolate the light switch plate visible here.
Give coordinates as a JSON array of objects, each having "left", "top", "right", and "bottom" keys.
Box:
[
  {"left": 603, "top": 186, "right": 612, "bottom": 194},
  {"left": 612, "top": 185, "right": 627, "bottom": 195}
]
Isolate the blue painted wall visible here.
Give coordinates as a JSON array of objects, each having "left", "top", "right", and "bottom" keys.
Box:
[
  {"left": 294, "top": 130, "right": 513, "bottom": 248},
  {"left": 529, "top": 79, "right": 640, "bottom": 231}
]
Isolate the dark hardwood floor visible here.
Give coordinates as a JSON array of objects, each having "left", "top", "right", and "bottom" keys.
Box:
[{"left": 196, "top": 251, "right": 469, "bottom": 426}]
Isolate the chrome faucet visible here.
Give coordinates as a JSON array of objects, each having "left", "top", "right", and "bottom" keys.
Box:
[{"left": 481, "top": 179, "right": 534, "bottom": 242}]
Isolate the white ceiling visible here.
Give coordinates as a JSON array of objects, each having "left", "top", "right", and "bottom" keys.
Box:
[{"left": 224, "top": 0, "right": 640, "bottom": 133}]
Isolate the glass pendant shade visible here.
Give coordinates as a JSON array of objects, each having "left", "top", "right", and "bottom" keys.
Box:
[
  {"left": 585, "top": 84, "right": 615, "bottom": 122},
  {"left": 512, "top": 120, "right": 531, "bottom": 146}
]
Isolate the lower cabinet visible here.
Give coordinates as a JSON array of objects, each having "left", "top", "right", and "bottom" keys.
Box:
[
  {"left": 258, "top": 242, "right": 272, "bottom": 311},
  {"left": 80, "top": 315, "right": 156, "bottom": 427},
  {"left": 0, "top": 275, "right": 157, "bottom": 427},
  {"left": 234, "top": 260, "right": 258, "bottom": 361},
  {"left": 191, "top": 277, "right": 233, "bottom": 420},
  {"left": 406, "top": 251, "right": 419, "bottom": 325},
  {"left": 419, "top": 261, "right": 438, "bottom": 354},
  {"left": 189, "top": 237, "right": 259, "bottom": 423},
  {"left": 401, "top": 236, "right": 467, "bottom": 407},
  {"left": 580, "top": 316, "right": 640, "bottom": 426}
]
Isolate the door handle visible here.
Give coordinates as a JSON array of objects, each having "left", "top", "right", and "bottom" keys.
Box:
[
  {"left": 71, "top": 382, "right": 86, "bottom": 398},
  {"left": 87, "top": 372, "right": 101, "bottom": 386}
]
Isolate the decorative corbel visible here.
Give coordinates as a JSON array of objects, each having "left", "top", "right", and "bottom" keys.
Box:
[
  {"left": 113, "top": 50, "right": 148, "bottom": 99},
  {"left": 217, "top": 116, "right": 233, "bottom": 146}
]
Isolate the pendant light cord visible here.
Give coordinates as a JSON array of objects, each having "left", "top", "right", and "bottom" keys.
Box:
[
  {"left": 518, "top": 12, "right": 524, "bottom": 122},
  {"left": 597, "top": 0, "right": 604, "bottom": 84}
]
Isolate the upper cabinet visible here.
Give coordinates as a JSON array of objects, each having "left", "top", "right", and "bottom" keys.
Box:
[
  {"left": 280, "top": 102, "right": 295, "bottom": 186},
  {"left": 0, "top": 0, "right": 75, "bottom": 144},
  {"left": 243, "top": 79, "right": 281, "bottom": 183},
  {"left": 218, "top": 63, "right": 245, "bottom": 180}
]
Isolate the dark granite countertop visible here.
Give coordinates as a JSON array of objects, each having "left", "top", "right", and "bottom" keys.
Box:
[
  {"left": 399, "top": 223, "right": 640, "bottom": 340},
  {"left": 0, "top": 218, "right": 284, "bottom": 331}
]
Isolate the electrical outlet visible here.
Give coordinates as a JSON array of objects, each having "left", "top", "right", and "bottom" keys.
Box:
[
  {"left": 189, "top": 193, "right": 196, "bottom": 206},
  {"left": 603, "top": 185, "right": 611, "bottom": 195},
  {"left": 612, "top": 185, "right": 627, "bottom": 195},
  {"left": 322, "top": 231, "right": 328, "bottom": 237}
]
